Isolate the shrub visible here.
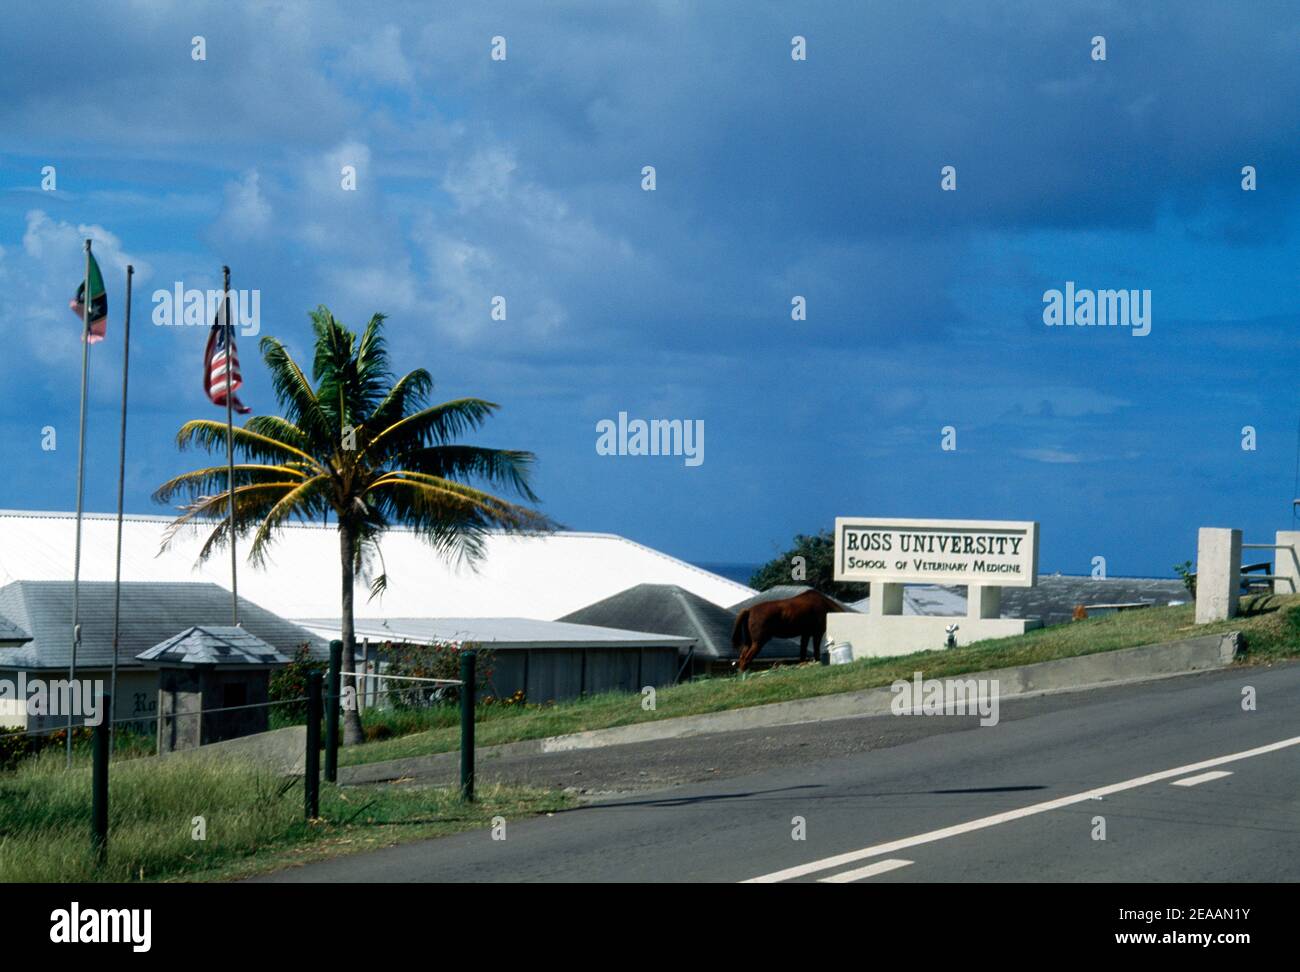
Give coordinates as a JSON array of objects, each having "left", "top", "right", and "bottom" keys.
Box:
[
  {"left": 269, "top": 644, "right": 327, "bottom": 721},
  {"left": 380, "top": 640, "right": 494, "bottom": 708},
  {"left": 0, "top": 727, "right": 93, "bottom": 772}
]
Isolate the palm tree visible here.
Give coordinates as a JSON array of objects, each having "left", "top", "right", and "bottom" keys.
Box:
[{"left": 155, "top": 306, "right": 553, "bottom": 744}]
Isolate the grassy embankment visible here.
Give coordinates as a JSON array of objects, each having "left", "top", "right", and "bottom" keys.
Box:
[
  {"left": 0, "top": 750, "right": 570, "bottom": 882},
  {"left": 339, "top": 592, "right": 1300, "bottom": 767}
]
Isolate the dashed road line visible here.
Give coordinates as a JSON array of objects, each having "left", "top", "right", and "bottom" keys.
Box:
[
  {"left": 743, "top": 734, "right": 1300, "bottom": 883},
  {"left": 818, "top": 858, "right": 913, "bottom": 883},
  {"left": 1171, "top": 770, "right": 1233, "bottom": 787}
]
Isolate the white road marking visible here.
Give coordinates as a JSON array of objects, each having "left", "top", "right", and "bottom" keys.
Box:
[
  {"left": 818, "top": 858, "right": 913, "bottom": 883},
  {"left": 1170, "top": 770, "right": 1233, "bottom": 787},
  {"left": 743, "top": 733, "right": 1300, "bottom": 883}
]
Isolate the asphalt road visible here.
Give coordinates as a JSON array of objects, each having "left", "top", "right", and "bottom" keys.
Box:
[{"left": 256, "top": 662, "right": 1300, "bottom": 882}]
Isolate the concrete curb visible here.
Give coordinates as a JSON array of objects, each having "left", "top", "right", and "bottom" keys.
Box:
[
  {"left": 338, "top": 631, "right": 1240, "bottom": 785},
  {"left": 156, "top": 724, "right": 308, "bottom": 776}
]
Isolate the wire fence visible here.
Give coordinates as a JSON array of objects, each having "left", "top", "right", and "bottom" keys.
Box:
[
  {"left": 1, "top": 668, "right": 466, "bottom": 743},
  {"left": 1, "top": 643, "right": 482, "bottom": 868}
]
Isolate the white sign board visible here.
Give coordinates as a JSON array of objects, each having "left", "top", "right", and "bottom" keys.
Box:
[{"left": 833, "top": 517, "right": 1039, "bottom": 588}]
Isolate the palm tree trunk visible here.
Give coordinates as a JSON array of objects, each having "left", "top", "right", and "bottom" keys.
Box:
[{"left": 339, "top": 518, "right": 365, "bottom": 746}]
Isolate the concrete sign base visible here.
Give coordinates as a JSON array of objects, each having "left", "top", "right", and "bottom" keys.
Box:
[{"left": 828, "top": 586, "right": 1039, "bottom": 660}]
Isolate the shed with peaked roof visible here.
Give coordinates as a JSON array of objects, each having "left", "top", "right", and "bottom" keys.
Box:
[{"left": 137, "top": 625, "right": 291, "bottom": 751}]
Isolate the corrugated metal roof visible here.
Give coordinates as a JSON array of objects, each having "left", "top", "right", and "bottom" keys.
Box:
[
  {"left": 0, "top": 581, "right": 324, "bottom": 671},
  {"left": 295, "top": 616, "right": 695, "bottom": 650},
  {"left": 137, "top": 625, "right": 291, "bottom": 666},
  {"left": 559, "top": 583, "right": 802, "bottom": 659},
  {"left": 0, "top": 510, "right": 753, "bottom": 620}
]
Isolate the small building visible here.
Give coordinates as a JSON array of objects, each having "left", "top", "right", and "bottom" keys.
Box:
[
  {"left": 297, "top": 616, "right": 692, "bottom": 703},
  {"left": 560, "top": 583, "right": 803, "bottom": 674},
  {"left": 137, "top": 626, "right": 290, "bottom": 752}
]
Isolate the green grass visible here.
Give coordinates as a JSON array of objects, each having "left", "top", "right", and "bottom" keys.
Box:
[
  {"left": 339, "top": 593, "right": 1300, "bottom": 768},
  {"left": 0, "top": 749, "right": 571, "bottom": 882}
]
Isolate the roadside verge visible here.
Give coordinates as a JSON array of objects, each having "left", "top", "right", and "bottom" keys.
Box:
[{"left": 339, "top": 631, "right": 1241, "bottom": 785}]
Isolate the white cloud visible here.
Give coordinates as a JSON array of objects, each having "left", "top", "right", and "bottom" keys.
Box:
[
  {"left": 0, "top": 210, "right": 151, "bottom": 377},
  {"left": 338, "top": 24, "right": 414, "bottom": 89},
  {"left": 214, "top": 170, "right": 272, "bottom": 240},
  {"left": 1015, "top": 448, "right": 1085, "bottom": 464}
]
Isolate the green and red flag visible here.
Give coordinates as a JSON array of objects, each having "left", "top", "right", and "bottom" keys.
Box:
[{"left": 68, "top": 252, "right": 108, "bottom": 343}]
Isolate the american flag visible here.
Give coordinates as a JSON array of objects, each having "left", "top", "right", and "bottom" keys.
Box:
[{"left": 203, "top": 310, "right": 252, "bottom": 414}]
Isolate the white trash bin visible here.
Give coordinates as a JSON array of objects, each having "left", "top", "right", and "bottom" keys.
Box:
[{"left": 828, "top": 642, "right": 854, "bottom": 665}]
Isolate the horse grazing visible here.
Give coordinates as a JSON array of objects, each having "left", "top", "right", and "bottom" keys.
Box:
[{"left": 731, "top": 590, "right": 845, "bottom": 672}]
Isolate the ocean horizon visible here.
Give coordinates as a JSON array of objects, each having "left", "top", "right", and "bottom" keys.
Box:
[{"left": 690, "top": 562, "right": 761, "bottom": 586}]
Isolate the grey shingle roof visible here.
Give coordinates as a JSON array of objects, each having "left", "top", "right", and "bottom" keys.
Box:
[
  {"left": 845, "top": 576, "right": 1189, "bottom": 626},
  {"left": 560, "top": 583, "right": 802, "bottom": 659},
  {"left": 728, "top": 585, "right": 859, "bottom": 614},
  {"left": 0, "top": 581, "right": 325, "bottom": 671},
  {"left": 1001, "top": 575, "right": 1189, "bottom": 626},
  {"left": 0, "top": 615, "right": 30, "bottom": 644},
  {"left": 136, "top": 626, "right": 291, "bottom": 666}
]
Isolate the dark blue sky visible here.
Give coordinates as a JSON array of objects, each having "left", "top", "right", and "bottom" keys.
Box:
[{"left": 1, "top": 1, "right": 1297, "bottom": 577}]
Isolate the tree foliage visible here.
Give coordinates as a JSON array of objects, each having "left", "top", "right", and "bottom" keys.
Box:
[{"left": 748, "top": 529, "right": 870, "bottom": 600}]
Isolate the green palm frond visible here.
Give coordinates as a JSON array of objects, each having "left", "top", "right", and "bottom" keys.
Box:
[
  {"left": 159, "top": 480, "right": 306, "bottom": 560},
  {"left": 366, "top": 368, "right": 433, "bottom": 440},
  {"left": 173, "top": 420, "right": 322, "bottom": 470},
  {"left": 398, "top": 445, "right": 541, "bottom": 503},
  {"left": 258, "top": 335, "right": 334, "bottom": 447},
  {"left": 157, "top": 306, "right": 554, "bottom": 579},
  {"left": 248, "top": 475, "right": 331, "bottom": 566},
  {"left": 153, "top": 463, "right": 309, "bottom": 506},
  {"left": 361, "top": 398, "right": 499, "bottom": 465}
]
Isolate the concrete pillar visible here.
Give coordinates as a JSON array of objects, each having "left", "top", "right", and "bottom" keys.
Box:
[
  {"left": 871, "top": 583, "right": 904, "bottom": 616},
  {"left": 968, "top": 585, "right": 1001, "bottom": 620},
  {"left": 1195, "top": 527, "right": 1241, "bottom": 624},
  {"left": 1275, "top": 531, "right": 1300, "bottom": 596}
]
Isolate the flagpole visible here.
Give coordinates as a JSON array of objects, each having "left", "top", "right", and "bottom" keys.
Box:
[
  {"left": 222, "top": 266, "right": 239, "bottom": 626},
  {"left": 68, "top": 239, "right": 93, "bottom": 765},
  {"left": 109, "top": 265, "right": 133, "bottom": 745}
]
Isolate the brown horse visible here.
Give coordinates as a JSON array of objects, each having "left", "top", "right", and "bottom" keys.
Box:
[{"left": 731, "top": 590, "right": 845, "bottom": 672}]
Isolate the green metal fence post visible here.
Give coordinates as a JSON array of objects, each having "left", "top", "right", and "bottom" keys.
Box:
[
  {"left": 305, "top": 671, "right": 322, "bottom": 820},
  {"left": 460, "top": 650, "right": 476, "bottom": 802},
  {"left": 325, "top": 640, "right": 341, "bottom": 782},
  {"left": 91, "top": 694, "right": 111, "bottom": 862}
]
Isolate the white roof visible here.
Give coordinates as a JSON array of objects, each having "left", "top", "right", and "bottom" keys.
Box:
[
  {"left": 295, "top": 616, "right": 695, "bottom": 649},
  {"left": 0, "top": 510, "right": 753, "bottom": 621}
]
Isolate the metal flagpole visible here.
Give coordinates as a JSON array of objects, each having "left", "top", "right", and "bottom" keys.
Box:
[
  {"left": 222, "top": 266, "right": 239, "bottom": 626},
  {"left": 109, "top": 265, "right": 134, "bottom": 745},
  {"left": 68, "top": 239, "right": 93, "bottom": 765}
]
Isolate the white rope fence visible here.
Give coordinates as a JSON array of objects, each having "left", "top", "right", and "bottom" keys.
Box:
[{"left": 339, "top": 671, "right": 462, "bottom": 686}]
